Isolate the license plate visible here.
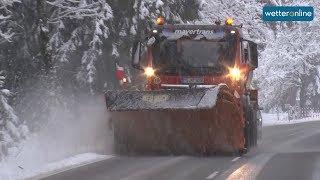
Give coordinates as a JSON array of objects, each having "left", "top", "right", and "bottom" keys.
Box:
[
  {"left": 182, "top": 77, "right": 204, "bottom": 84},
  {"left": 142, "top": 94, "right": 170, "bottom": 103}
]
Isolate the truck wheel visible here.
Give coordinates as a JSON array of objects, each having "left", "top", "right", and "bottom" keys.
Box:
[
  {"left": 245, "top": 118, "right": 253, "bottom": 149},
  {"left": 244, "top": 99, "right": 257, "bottom": 149},
  {"left": 250, "top": 107, "right": 258, "bottom": 147},
  {"left": 243, "top": 101, "right": 252, "bottom": 149},
  {"left": 238, "top": 148, "right": 248, "bottom": 156},
  {"left": 249, "top": 107, "right": 258, "bottom": 147},
  {"left": 252, "top": 117, "right": 258, "bottom": 146}
]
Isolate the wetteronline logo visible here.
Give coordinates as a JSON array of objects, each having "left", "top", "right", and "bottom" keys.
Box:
[{"left": 263, "top": 6, "right": 314, "bottom": 21}]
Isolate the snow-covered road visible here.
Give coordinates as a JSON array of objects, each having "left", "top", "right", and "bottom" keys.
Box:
[
  {"left": 0, "top": 153, "right": 112, "bottom": 180},
  {"left": 262, "top": 113, "right": 320, "bottom": 126}
]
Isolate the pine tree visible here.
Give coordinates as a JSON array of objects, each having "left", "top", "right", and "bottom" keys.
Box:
[
  {"left": 0, "top": 0, "right": 20, "bottom": 44},
  {"left": 0, "top": 70, "right": 28, "bottom": 160}
]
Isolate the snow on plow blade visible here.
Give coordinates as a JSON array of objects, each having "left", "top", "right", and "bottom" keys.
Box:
[
  {"left": 106, "top": 85, "right": 244, "bottom": 155},
  {"left": 106, "top": 86, "right": 220, "bottom": 111}
]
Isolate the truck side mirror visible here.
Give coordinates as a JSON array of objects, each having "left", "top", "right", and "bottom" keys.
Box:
[
  {"left": 131, "top": 41, "right": 143, "bottom": 70},
  {"left": 241, "top": 41, "right": 250, "bottom": 63},
  {"left": 249, "top": 42, "right": 258, "bottom": 68}
]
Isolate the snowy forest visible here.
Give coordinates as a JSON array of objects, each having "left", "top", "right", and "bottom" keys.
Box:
[{"left": 0, "top": 0, "right": 319, "bottom": 167}]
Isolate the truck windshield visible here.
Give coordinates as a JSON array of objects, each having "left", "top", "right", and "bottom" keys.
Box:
[{"left": 153, "top": 38, "right": 236, "bottom": 75}]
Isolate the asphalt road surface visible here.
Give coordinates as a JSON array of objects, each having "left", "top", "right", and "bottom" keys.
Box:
[{"left": 42, "top": 121, "right": 320, "bottom": 180}]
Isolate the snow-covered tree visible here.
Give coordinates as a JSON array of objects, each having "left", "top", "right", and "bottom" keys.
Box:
[
  {"left": 45, "top": 0, "right": 200, "bottom": 92},
  {"left": 256, "top": 0, "right": 320, "bottom": 111},
  {"left": 198, "top": 0, "right": 273, "bottom": 46},
  {"left": 258, "top": 23, "right": 320, "bottom": 110},
  {"left": 0, "top": 0, "right": 202, "bottom": 133},
  {"left": 46, "top": 0, "right": 113, "bottom": 92},
  {"left": 1, "top": 0, "right": 318, "bottom": 114},
  {"left": 0, "top": 0, "right": 20, "bottom": 44},
  {"left": 0, "top": 71, "right": 28, "bottom": 160}
]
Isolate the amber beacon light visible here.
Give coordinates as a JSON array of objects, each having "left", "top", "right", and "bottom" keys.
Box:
[
  {"left": 225, "top": 18, "right": 234, "bottom": 26},
  {"left": 156, "top": 16, "right": 165, "bottom": 25}
]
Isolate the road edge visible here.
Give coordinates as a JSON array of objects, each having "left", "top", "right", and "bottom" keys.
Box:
[{"left": 23, "top": 155, "right": 115, "bottom": 180}]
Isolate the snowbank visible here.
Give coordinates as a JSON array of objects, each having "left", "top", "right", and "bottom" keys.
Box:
[
  {"left": 0, "top": 153, "right": 112, "bottom": 180},
  {"left": 0, "top": 95, "right": 114, "bottom": 180},
  {"left": 262, "top": 113, "right": 320, "bottom": 126}
]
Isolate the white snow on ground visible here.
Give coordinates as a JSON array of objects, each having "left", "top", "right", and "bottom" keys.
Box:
[
  {"left": 262, "top": 113, "right": 320, "bottom": 127},
  {"left": 0, "top": 153, "right": 112, "bottom": 180},
  {"left": 0, "top": 95, "right": 113, "bottom": 180}
]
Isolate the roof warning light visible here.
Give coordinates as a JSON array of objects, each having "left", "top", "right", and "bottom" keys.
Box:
[
  {"left": 156, "top": 16, "right": 165, "bottom": 25},
  {"left": 225, "top": 18, "right": 234, "bottom": 26}
]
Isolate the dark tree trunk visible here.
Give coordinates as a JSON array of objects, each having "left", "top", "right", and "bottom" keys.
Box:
[{"left": 36, "top": 0, "right": 52, "bottom": 73}]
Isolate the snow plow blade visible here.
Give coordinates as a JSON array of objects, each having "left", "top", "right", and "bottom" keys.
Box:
[{"left": 106, "top": 85, "right": 245, "bottom": 155}]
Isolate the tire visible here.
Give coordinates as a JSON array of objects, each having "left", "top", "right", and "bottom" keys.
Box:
[
  {"left": 243, "top": 96, "right": 258, "bottom": 149},
  {"left": 244, "top": 121, "right": 250, "bottom": 149},
  {"left": 243, "top": 97, "right": 251, "bottom": 150},
  {"left": 252, "top": 114, "right": 258, "bottom": 146},
  {"left": 250, "top": 105, "right": 258, "bottom": 147}
]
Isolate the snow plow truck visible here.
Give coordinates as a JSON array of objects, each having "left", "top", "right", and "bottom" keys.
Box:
[{"left": 105, "top": 17, "right": 261, "bottom": 155}]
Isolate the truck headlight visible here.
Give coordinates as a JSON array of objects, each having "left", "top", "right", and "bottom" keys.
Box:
[
  {"left": 144, "top": 67, "right": 155, "bottom": 77},
  {"left": 229, "top": 67, "right": 241, "bottom": 81}
]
